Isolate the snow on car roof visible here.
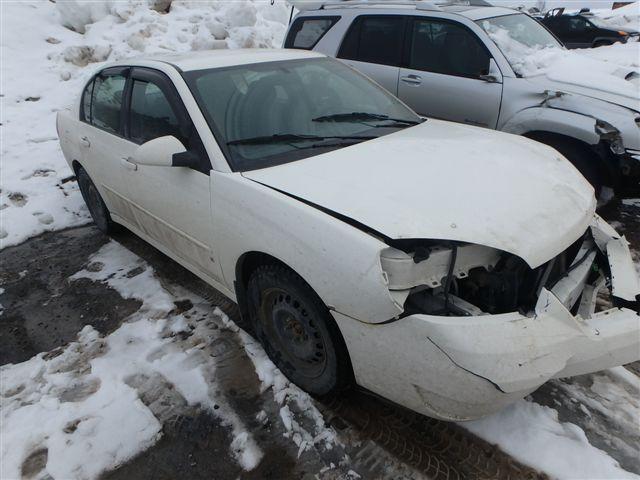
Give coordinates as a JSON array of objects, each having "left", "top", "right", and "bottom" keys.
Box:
[
  {"left": 113, "top": 49, "right": 325, "bottom": 72},
  {"left": 450, "top": 6, "right": 518, "bottom": 20},
  {"left": 301, "top": 2, "right": 517, "bottom": 21}
]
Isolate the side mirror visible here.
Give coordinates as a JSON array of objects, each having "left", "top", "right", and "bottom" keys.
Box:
[
  {"left": 133, "top": 135, "right": 195, "bottom": 168},
  {"left": 479, "top": 58, "right": 503, "bottom": 84}
]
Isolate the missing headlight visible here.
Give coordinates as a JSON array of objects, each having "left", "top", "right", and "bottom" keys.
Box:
[{"left": 387, "top": 234, "right": 591, "bottom": 317}]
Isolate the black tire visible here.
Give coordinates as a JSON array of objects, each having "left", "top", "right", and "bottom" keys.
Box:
[
  {"left": 76, "top": 167, "right": 116, "bottom": 234},
  {"left": 531, "top": 135, "right": 604, "bottom": 196},
  {"left": 247, "top": 264, "right": 352, "bottom": 396}
]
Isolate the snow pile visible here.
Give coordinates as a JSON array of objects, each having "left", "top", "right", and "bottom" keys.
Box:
[
  {"left": 593, "top": 2, "right": 640, "bottom": 29},
  {"left": 0, "top": 0, "right": 289, "bottom": 249},
  {"left": 465, "top": 398, "right": 639, "bottom": 480},
  {"left": 481, "top": 19, "right": 639, "bottom": 101},
  {"left": 482, "top": 20, "right": 639, "bottom": 78}
]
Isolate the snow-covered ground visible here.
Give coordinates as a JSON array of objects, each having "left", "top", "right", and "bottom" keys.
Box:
[
  {"left": 1, "top": 240, "right": 340, "bottom": 479},
  {"left": 2, "top": 237, "right": 639, "bottom": 479},
  {"left": 1, "top": 1, "right": 640, "bottom": 479}
]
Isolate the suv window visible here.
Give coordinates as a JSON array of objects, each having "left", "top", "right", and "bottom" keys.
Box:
[
  {"left": 408, "top": 19, "right": 490, "bottom": 78},
  {"left": 129, "top": 79, "right": 183, "bottom": 144},
  {"left": 338, "top": 16, "right": 405, "bottom": 67},
  {"left": 567, "top": 16, "right": 591, "bottom": 32},
  {"left": 285, "top": 16, "right": 340, "bottom": 49},
  {"left": 91, "top": 74, "right": 127, "bottom": 134}
]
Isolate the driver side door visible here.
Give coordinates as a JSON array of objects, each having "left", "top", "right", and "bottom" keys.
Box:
[{"left": 120, "top": 67, "right": 222, "bottom": 282}]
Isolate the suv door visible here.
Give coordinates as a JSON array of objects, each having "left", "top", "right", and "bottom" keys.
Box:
[
  {"left": 337, "top": 15, "right": 405, "bottom": 95},
  {"left": 121, "top": 67, "right": 221, "bottom": 281},
  {"left": 397, "top": 17, "right": 502, "bottom": 128},
  {"left": 79, "top": 67, "right": 137, "bottom": 225},
  {"left": 559, "top": 16, "right": 594, "bottom": 48}
]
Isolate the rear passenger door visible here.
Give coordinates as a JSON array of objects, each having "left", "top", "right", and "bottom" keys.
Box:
[
  {"left": 337, "top": 15, "right": 405, "bottom": 95},
  {"left": 79, "top": 67, "right": 138, "bottom": 225},
  {"left": 397, "top": 17, "right": 502, "bottom": 128},
  {"left": 120, "top": 67, "right": 222, "bottom": 281}
]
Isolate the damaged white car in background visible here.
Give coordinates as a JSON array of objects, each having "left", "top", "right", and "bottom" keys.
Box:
[{"left": 57, "top": 49, "right": 640, "bottom": 422}]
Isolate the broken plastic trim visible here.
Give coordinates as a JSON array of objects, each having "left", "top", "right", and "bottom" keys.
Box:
[
  {"left": 595, "top": 119, "right": 625, "bottom": 155},
  {"left": 393, "top": 232, "right": 592, "bottom": 318}
]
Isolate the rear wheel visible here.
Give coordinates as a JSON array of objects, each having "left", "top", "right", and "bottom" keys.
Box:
[
  {"left": 247, "top": 264, "right": 352, "bottom": 396},
  {"left": 76, "top": 167, "right": 116, "bottom": 234}
]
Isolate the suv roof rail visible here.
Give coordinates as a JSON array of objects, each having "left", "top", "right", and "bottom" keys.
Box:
[
  {"left": 294, "top": 0, "right": 442, "bottom": 12},
  {"left": 293, "top": 0, "right": 493, "bottom": 12}
]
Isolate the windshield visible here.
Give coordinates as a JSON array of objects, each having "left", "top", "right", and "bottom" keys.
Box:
[
  {"left": 477, "top": 14, "right": 563, "bottom": 75},
  {"left": 184, "top": 57, "right": 421, "bottom": 171}
]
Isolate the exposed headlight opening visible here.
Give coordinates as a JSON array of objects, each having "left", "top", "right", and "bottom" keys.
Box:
[
  {"left": 595, "top": 119, "right": 625, "bottom": 155},
  {"left": 381, "top": 233, "right": 603, "bottom": 317}
]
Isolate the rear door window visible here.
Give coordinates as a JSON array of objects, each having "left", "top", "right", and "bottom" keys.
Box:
[
  {"left": 285, "top": 16, "right": 340, "bottom": 49},
  {"left": 338, "top": 16, "right": 405, "bottom": 67},
  {"left": 91, "top": 74, "right": 127, "bottom": 134}
]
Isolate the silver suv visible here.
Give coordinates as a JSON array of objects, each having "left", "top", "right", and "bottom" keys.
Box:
[{"left": 284, "top": 0, "right": 640, "bottom": 197}]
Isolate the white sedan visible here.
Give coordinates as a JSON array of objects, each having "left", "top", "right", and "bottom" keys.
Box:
[{"left": 57, "top": 49, "right": 640, "bottom": 421}]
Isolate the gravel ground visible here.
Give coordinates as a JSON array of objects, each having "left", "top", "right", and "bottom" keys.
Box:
[{"left": 1, "top": 199, "right": 638, "bottom": 480}]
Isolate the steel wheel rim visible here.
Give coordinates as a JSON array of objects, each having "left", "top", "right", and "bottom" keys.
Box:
[{"left": 259, "top": 287, "right": 328, "bottom": 378}]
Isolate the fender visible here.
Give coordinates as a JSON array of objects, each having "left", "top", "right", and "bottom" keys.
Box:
[
  {"left": 210, "top": 170, "right": 404, "bottom": 324},
  {"left": 501, "top": 107, "right": 600, "bottom": 145}
]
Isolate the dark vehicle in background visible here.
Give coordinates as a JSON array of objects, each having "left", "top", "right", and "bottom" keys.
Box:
[{"left": 541, "top": 8, "right": 639, "bottom": 48}]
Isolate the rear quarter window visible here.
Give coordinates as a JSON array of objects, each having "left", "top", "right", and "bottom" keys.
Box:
[{"left": 285, "top": 16, "right": 340, "bottom": 49}]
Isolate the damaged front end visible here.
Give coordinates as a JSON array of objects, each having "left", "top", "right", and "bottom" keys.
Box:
[
  {"left": 382, "top": 216, "right": 639, "bottom": 318},
  {"left": 336, "top": 215, "right": 640, "bottom": 421}
]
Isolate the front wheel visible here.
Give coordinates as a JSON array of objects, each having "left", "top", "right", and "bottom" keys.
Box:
[{"left": 247, "top": 265, "right": 352, "bottom": 396}]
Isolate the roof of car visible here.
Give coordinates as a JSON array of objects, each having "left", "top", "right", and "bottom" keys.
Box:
[
  {"left": 298, "top": 1, "right": 518, "bottom": 20},
  {"left": 113, "top": 49, "right": 325, "bottom": 72}
]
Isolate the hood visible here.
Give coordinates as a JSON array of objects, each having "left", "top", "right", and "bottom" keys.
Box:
[
  {"left": 243, "top": 120, "right": 596, "bottom": 268},
  {"left": 526, "top": 55, "right": 640, "bottom": 111}
]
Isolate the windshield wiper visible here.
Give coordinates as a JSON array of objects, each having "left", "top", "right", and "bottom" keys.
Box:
[
  {"left": 227, "top": 133, "right": 376, "bottom": 146},
  {"left": 312, "top": 112, "right": 422, "bottom": 125}
]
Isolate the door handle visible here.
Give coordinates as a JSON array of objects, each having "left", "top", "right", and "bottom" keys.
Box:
[
  {"left": 120, "top": 157, "right": 138, "bottom": 171},
  {"left": 80, "top": 136, "right": 91, "bottom": 148},
  {"left": 400, "top": 74, "right": 422, "bottom": 85}
]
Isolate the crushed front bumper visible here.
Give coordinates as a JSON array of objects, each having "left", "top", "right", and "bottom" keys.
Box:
[{"left": 332, "top": 218, "right": 640, "bottom": 421}]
